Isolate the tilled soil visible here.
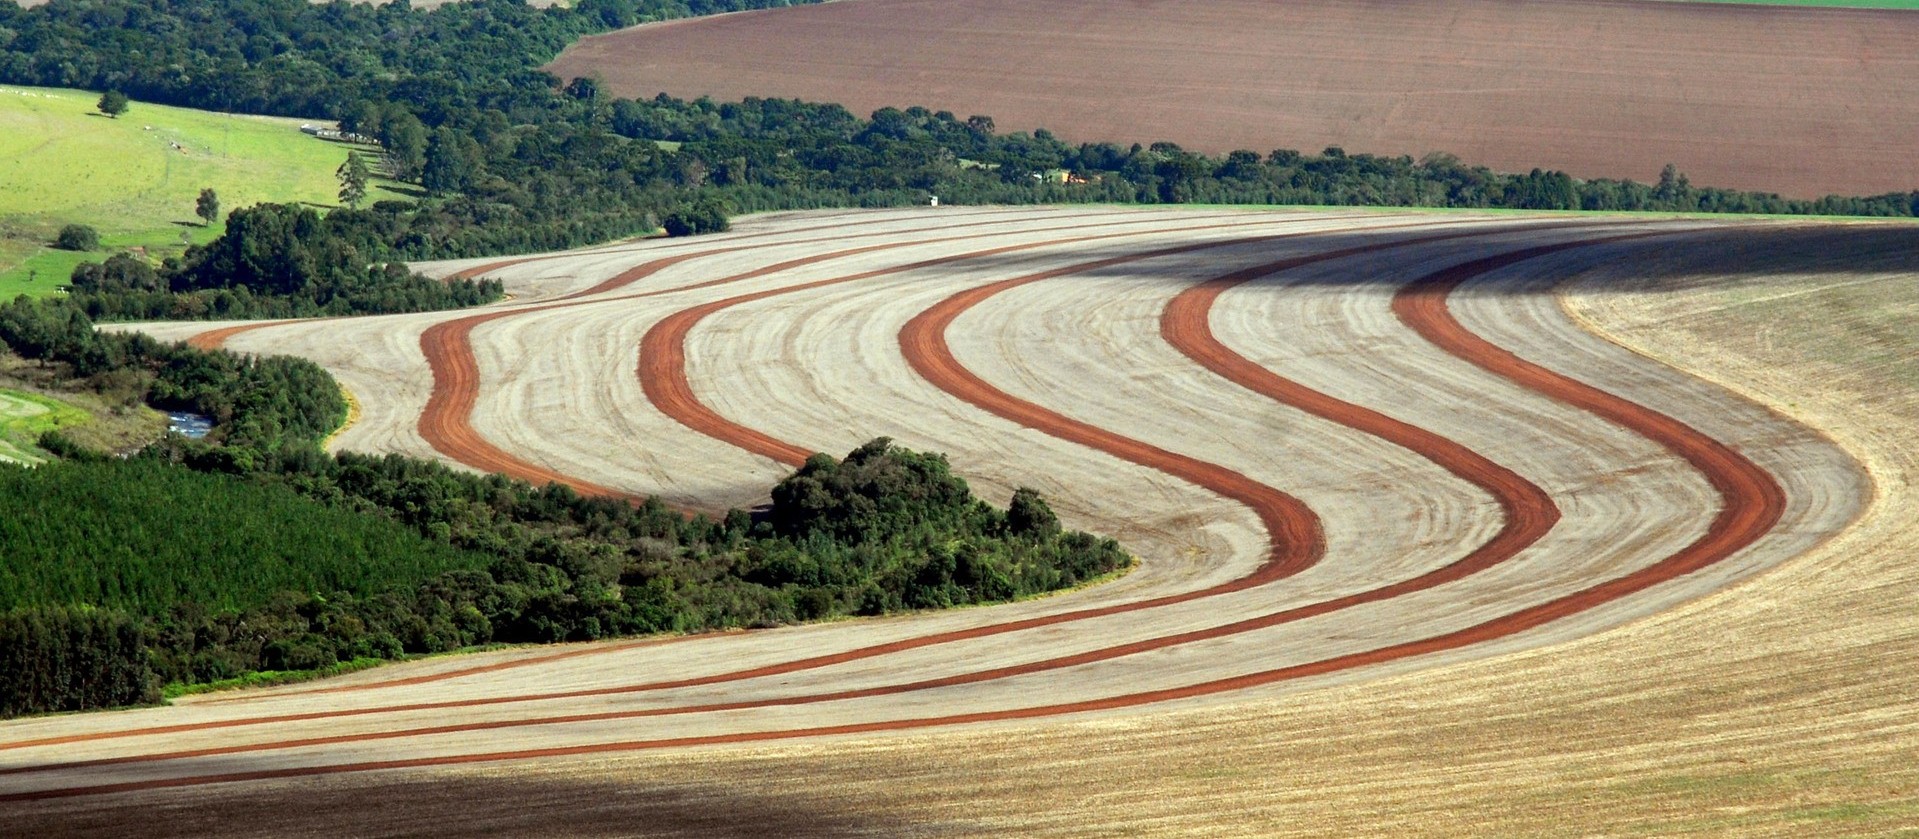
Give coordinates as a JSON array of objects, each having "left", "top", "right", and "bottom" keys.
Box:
[
  {"left": 547, "top": 0, "right": 1919, "bottom": 199},
  {"left": 24, "top": 208, "right": 1885, "bottom": 835}
]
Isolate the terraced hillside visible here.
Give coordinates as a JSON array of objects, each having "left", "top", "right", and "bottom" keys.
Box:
[{"left": 0, "top": 208, "right": 1884, "bottom": 834}]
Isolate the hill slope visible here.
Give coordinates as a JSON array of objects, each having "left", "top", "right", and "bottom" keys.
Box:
[
  {"left": 0, "top": 86, "right": 352, "bottom": 296},
  {"left": 547, "top": 0, "right": 1919, "bottom": 199}
]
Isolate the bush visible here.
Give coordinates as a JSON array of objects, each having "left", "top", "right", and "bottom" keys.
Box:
[
  {"left": 54, "top": 224, "right": 101, "bottom": 252},
  {"left": 660, "top": 198, "right": 731, "bottom": 237}
]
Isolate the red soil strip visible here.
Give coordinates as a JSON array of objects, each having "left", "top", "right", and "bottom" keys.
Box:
[
  {"left": 548, "top": 0, "right": 1919, "bottom": 198},
  {"left": 181, "top": 322, "right": 288, "bottom": 351},
  {"left": 0, "top": 230, "right": 1791, "bottom": 801}
]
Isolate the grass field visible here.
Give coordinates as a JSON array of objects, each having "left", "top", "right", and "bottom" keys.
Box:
[
  {"left": 0, "top": 85, "right": 359, "bottom": 295},
  {"left": 0, "top": 389, "right": 89, "bottom": 466}
]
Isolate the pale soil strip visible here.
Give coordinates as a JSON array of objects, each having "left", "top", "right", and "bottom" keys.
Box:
[
  {"left": 1201, "top": 232, "right": 1728, "bottom": 634},
  {"left": 433, "top": 208, "right": 1273, "bottom": 502},
  {"left": 427, "top": 217, "right": 1611, "bottom": 706},
  {"left": 123, "top": 208, "right": 1149, "bottom": 466}
]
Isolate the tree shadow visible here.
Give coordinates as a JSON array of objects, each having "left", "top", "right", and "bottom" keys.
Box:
[
  {"left": 379, "top": 183, "right": 430, "bottom": 199},
  {"left": 911, "top": 218, "right": 1919, "bottom": 295}
]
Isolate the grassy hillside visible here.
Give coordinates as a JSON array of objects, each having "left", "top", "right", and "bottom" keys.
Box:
[
  {"left": 0, "top": 388, "right": 89, "bottom": 466},
  {"left": 0, "top": 85, "right": 357, "bottom": 296}
]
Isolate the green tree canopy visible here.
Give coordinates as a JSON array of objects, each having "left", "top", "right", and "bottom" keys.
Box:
[
  {"left": 195, "top": 188, "right": 220, "bottom": 226},
  {"left": 337, "top": 154, "right": 370, "bottom": 209},
  {"left": 53, "top": 224, "right": 99, "bottom": 252},
  {"left": 96, "top": 90, "right": 128, "bottom": 118}
]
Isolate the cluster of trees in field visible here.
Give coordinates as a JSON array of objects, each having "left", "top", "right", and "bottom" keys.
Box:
[
  {"left": 66, "top": 204, "right": 503, "bottom": 321},
  {"left": 0, "top": 459, "right": 493, "bottom": 618}
]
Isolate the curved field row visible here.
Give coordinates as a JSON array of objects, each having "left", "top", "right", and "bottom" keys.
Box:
[{"left": 5, "top": 209, "right": 1863, "bottom": 814}]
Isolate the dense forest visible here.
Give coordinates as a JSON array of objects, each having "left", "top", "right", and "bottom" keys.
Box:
[
  {"left": 1, "top": 434, "right": 1128, "bottom": 716},
  {"left": 0, "top": 296, "right": 1128, "bottom": 716}
]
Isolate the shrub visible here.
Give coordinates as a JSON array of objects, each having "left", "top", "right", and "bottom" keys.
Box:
[{"left": 53, "top": 224, "right": 100, "bottom": 252}]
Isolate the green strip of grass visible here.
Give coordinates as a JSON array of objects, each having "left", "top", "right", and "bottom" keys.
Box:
[
  {"left": 161, "top": 657, "right": 392, "bottom": 699},
  {"left": 0, "top": 388, "right": 91, "bottom": 465}
]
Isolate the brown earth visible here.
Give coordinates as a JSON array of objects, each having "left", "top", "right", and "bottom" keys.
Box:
[{"left": 547, "top": 0, "right": 1919, "bottom": 199}]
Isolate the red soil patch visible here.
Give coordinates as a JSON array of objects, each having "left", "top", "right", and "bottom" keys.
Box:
[{"left": 547, "top": 0, "right": 1919, "bottom": 199}]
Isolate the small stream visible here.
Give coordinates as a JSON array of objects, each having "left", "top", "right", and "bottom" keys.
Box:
[{"left": 165, "top": 411, "right": 213, "bottom": 439}]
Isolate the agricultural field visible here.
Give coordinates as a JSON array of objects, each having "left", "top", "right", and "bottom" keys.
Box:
[
  {"left": 0, "top": 86, "right": 359, "bottom": 295},
  {"left": 4, "top": 206, "right": 1908, "bottom": 835},
  {"left": 546, "top": 0, "right": 1919, "bottom": 199}
]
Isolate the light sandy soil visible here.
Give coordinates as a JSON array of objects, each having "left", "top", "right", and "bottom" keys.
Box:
[
  {"left": 9, "top": 210, "right": 1905, "bottom": 835},
  {"left": 548, "top": 0, "right": 1919, "bottom": 198}
]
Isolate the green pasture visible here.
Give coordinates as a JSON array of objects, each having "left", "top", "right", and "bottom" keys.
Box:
[
  {"left": 0, "top": 85, "right": 362, "bottom": 294},
  {"left": 0, "top": 389, "right": 90, "bottom": 466}
]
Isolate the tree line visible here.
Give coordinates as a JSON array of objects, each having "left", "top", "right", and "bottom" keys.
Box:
[
  {"left": 66, "top": 203, "right": 504, "bottom": 322},
  {"left": 5, "top": 0, "right": 1912, "bottom": 296}
]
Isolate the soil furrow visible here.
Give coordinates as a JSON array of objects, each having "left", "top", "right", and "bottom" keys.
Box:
[
  {"left": 3, "top": 222, "right": 1582, "bottom": 771},
  {"left": 0, "top": 229, "right": 1787, "bottom": 801}
]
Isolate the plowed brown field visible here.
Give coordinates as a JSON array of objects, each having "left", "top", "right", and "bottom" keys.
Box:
[
  {"left": 546, "top": 0, "right": 1919, "bottom": 198},
  {"left": 10, "top": 208, "right": 1895, "bottom": 836}
]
